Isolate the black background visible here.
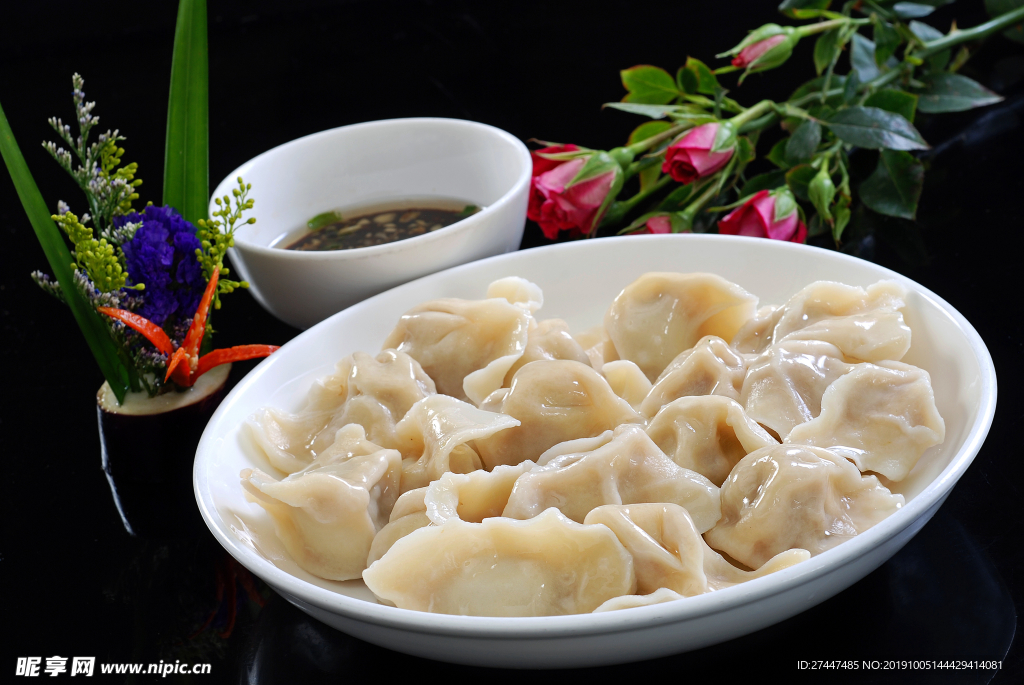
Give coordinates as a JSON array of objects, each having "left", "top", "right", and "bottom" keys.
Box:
[{"left": 2, "top": 1, "right": 1021, "bottom": 683}]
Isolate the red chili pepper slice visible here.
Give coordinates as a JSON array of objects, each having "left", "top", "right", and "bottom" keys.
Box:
[
  {"left": 164, "top": 347, "right": 189, "bottom": 384},
  {"left": 182, "top": 267, "right": 220, "bottom": 361},
  {"left": 194, "top": 345, "right": 279, "bottom": 381},
  {"left": 97, "top": 307, "right": 174, "bottom": 356}
]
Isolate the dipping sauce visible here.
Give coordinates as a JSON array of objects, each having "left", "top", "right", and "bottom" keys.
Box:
[{"left": 282, "top": 200, "right": 481, "bottom": 251}]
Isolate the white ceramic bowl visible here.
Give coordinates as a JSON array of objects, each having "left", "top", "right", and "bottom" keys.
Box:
[
  {"left": 213, "top": 118, "right": 531, "bottom": 329},
  {"left": 194, "top": 235, "right": 997, "bottom": 669}
]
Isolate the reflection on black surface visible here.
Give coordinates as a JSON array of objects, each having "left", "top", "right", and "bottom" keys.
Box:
[{"left": 238, "top": 509, "right": 1014, "bottom": 684}]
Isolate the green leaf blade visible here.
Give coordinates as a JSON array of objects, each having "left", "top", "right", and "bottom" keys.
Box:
[
  {"left": 916, "top": 73, "right": 1004, "bottom": 113},
  {"left": 825, "top": 106, "right": 929, "bottom": 150},
  {"left": 859, "top": 149, "right": 924, "bottom": 219},
  {"left": 785, "top": 120, "right": 822, "bottom": 165},
  {"left": 603, "top": 102, "right": 677, "bottom": 119},
  {"left": 864, "top": 89, "right": 918, "bottom": 123},
  {"left": 740, "top": 170, "right": 787, "bottom": 198},
  {"left": 0, "top": 100, "right": 130, "bottom": 401},
  {"left": 892, "top": 2, "right": 936, "bottom": 18},
  {"left": 814, "top": 28, "right": 842, "bottom": 75},
  {"left": 850, "top": 33, "right": 881, "bottom": 82},
  {"left": 620, "top": 65, "right": 680, "bottom": 105},
  {"left": 786, "top": 164, "right": 817, "bottom": 201},
  {"left": 164, "top": 0, "right": 210, "bottom": 225}
]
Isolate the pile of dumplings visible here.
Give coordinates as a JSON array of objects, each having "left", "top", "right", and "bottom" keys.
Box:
[{"left": 240, "top": 273, "right": 945, "bottom": 617}]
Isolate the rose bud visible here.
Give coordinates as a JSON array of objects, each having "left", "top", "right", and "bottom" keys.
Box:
[
  {"left": 661, "top": 122, "right": 736, "bottom": 185},
  {"left": 528, "top": 147, "right": 623, "bottom": 239},
  {"left": 644, "top": 215, "right": 672, "bottom": 234},
  {"left": 717, "top": 188, "right": 807, "bottom": 243},
  {"left": 720, "top": 24, "right": 798, "bottom": 78}
]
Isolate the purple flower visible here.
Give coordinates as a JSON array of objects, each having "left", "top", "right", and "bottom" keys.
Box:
[{"left": 118, "top": 205, "right": 205, "bottom": 327}]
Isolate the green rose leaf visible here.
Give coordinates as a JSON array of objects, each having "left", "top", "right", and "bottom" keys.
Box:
[
  {"left": 658, "top": 184, "right": 695, "bottom": 211},
  {"left": 785, "top": 164, "right": 818, "bottom": 201},
  {"left": 814, "top": 28, "right": 842, "bottom": 75},
  {"left": 740, "top": 170, "right": 787, "bottom": 198},
  {"left": 908, "top": 19, "right": 944, "bottom": 42},
  {"left": 627, "top": 120, "right": 674, "bottom": 145},
  {"left": 843, "top": 70, "right": 862, "bottom": 104},
  {"left": 985, "top": 0, "right": 1024, "bottom": 44},
  {"left": 676, "top": 66, "right": 699, "bottom": 95},
  {"left": 808, "top": 166, "right": 837, "bottom": 221},
  {"left": 779, "top": 0, "right": 832, "bottom": 18},
  {"left": 603, "top": 102, "right": 681, "bottom": 119},
  {"left": 790, "top": 74, "right": 847, "bottom": 107},
  {"left": 892, "top": 2, "right": 936, "bottom": 18},
  {"left": 621, "top": 65, "right": 680, "bottom": 105},
  {"left": 681, "top": 57, "right": 719, "bottom": 95},
  {"left": 785, "top": 120, "right": 822, "bottom": 165},
  {"left": 916, "top": 73, "right": 1004, "bottom": 113},
  {"left": 863, "top": 89, "right": 918, "bottom": 123},
  {"left": 767, "top": 138, "right": 792, "bottom": 169},
  {"left": 859, "top": 149, "right": 924, "bottom": 219},
  {"left": 825, "top": 106, "right": 929, "bottom": 150},
  {"left": 850, "top": 33, "right": 881, "bottom": 82},
  {"left": 872, "top": 18, "right": 901, "bottom": 66}
]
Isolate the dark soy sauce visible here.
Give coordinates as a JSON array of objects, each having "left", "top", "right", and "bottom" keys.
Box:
[{"left": 283, "top": 200, "right": 481, "bottom": 251}]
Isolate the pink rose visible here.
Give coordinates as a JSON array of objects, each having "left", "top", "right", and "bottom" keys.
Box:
[
  {"left": 731, "top": 34, "right": 788, "bottom": 69},
  {"left": 718, "top": 189, "right": 807, "bottom": 243},
  {"left": 661, "top": 123, "right": 735, "bottom": 185},
  {"left": 528, "top": 145, "right": 619, "bottom": 240}
]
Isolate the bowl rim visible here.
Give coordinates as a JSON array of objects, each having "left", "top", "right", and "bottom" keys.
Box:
[
  {"left": 214, "top": 117, "right": 532, "bottom": 261},
  {"left": 194, "top": 233, "right": 998, "bottom": 638}
]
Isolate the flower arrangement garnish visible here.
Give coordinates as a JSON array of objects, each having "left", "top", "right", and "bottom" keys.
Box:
[
  {"left": 0, "top": 0, "right": 277, "bottom": 404},
  {"left": 529, "top": 0, "right": 1024, "bottom": 245}
]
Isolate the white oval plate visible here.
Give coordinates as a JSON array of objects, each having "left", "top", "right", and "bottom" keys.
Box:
[{"left": 194, "top": 234, "right": 997, "bottom": 669}]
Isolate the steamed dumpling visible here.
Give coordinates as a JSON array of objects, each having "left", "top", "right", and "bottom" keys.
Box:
[
  {"left": 502, "top": 424, "right": 721, "bottom": 533},
  {"left": 503, "top": 318, "right": 592, "bottom": 385},
  {"left": 241, "top": 442, "right": 402, "bottom": 581},
  {"left": 486, "top": 276, "right": 544, "bottom": 313},
  {"left": 423, "top": 461, "right": 536, "bottom": 525},
  {"left": 704, "top": 444, "right": 905, "bottom": 569},
  {"left": 585, "top": 503, "right": 809, "bottom": 598},
  {"left": 605, "top": 272, "right": 757, "bottom": 381},
  {"left": 574, "top": 324, "right": 619, "bottom": 373},
  {"left": 602, "top": 360, "right": 653, "bottom": 412},
  {"left": 473, "top": 360, "right": 643, "bottom": 469},
  {"left": 392, "top": 394, "right": 519, "bottom": 491},
  {"left": 786, "top": 361, "right": 945, "bottom": 481},
  {"left": 732, "top": 280, "right": 911, "bottom": 362},
  {"left": 362, "top": 508, "right": 636, "bottom": 616},
  {"left": 381, "top": 295, "right": 530, "bottom": 404},
  {"left": 248, "top": 349, "right": 435, "bottom": 473},
  {"left": 366, "top": 487, "right": 431, "bottom": 566},
  {"left": 645, "top": 396, "right": 778, "bottom": 486},
  {"left": 639, "top": 335, "right": 749, "bottom": 419},
  {"left": 741, "top": 340, "right": 853, "bottom": 440}
]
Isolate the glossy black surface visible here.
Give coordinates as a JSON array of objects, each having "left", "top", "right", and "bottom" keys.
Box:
[{"left": 2, "top": 2, "right": 1020, "bottom": 682}]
